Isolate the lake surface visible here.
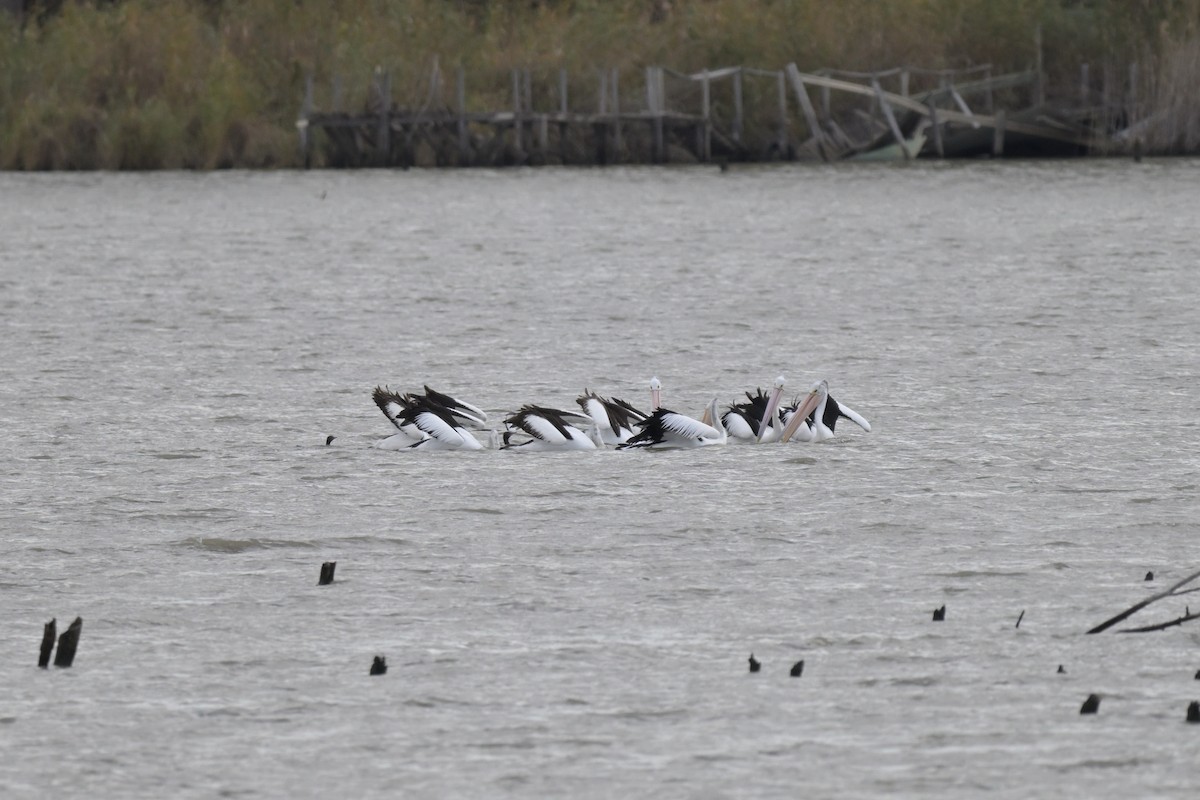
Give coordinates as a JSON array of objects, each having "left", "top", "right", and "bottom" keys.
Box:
[{"left": 2, "top": 161, "right": 1198, "bottom": 798}]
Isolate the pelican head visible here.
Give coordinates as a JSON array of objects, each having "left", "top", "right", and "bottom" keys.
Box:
[
  {"left": 755, "top": 375, "right": 787, "bottom": 442},
  {"left": 781, "top": 380, "right": 828, "bottom": 443},
  {"left": 650, "top": 376, "right": 662, "bottom": 410}
]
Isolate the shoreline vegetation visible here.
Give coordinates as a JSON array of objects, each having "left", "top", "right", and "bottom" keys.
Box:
[{"left": 2, "top": 0, "right": 1199, "bottom": 170}]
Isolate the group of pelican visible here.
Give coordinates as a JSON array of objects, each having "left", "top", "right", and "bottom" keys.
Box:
[{"left": 368, "top": 377, "right": 870, "bottom": 452}]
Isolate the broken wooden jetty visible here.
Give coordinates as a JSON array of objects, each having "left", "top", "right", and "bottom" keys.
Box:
[{"left": 297, "top": 57, "right": 1142, "bottom": 168}]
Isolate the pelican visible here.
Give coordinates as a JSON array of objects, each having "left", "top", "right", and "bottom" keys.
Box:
[
  {"left": 372, "top": 385, "right": 430, "bottom": 449},
  {"left": 576, "top": 390, "right": 647, "bottom": 445},
  {"left": 721, "top": 376, "right": 787, "bottom": 444},
  {"left": 650, "top": 376, "right": 662, "bottom": 410},
  {"left": 781, "top": 380, "right": 871, "bottom": 443},
  {"left": 419, "top": 385, "right": 489, "bottom": 428},
  {"left": 396, "top": 397, "right": 485, "bottom": 450},
  {"left": 501, "top": 406, "right": 601, "bottom": 451},
  {"left": 617, "top": 397, "right": 728, "bottom": 449}
]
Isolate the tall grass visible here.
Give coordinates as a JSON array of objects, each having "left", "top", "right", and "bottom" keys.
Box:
[{"left": 1, "top": 0, "right": 1198, "bottom": 169}]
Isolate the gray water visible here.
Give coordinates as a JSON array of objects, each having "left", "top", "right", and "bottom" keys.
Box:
[{"left": 2, "top": 161, "right": 1198, "bottom": 799}]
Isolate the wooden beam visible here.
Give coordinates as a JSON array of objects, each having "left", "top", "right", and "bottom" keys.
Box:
[
  {"left": 927, "top": 102, "right": 944, "bottom": 158},
  {"left": 611, "top": 68, "right": 622, "bottom": 160},
  {"left": 871, "top": 77, "right": 910, "bottom": 160},
  {"left": 456, "top": 67, "right": 469, "bottom": 161},
  {"left": 732, "top": 68, "right": 743, "bottom": 143},
  {"left": 993, "top": 108, "right": 1006, "bottom": 156},
  {"left": 785, "top": 63, "right": 828, "bottom": 161}
]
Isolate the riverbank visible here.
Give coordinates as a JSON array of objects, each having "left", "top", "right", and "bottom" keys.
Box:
[{"left": 2, "top": 0, "right": 1199, "bottom": 169}]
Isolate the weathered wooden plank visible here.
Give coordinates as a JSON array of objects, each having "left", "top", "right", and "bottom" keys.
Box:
[
  {"left": 456, "top": 67, "right": 469, "bottom": 160},
  {"left": 871, "top": 77, "right": 910, "bottom": 160},
  {"left": 732, "top": 68, "right": 743, "bottom": 143},
  {"left": 612, "top": 68, "right": 622, "bottom": 159},
  {"left": 786, "top": 63, "right": 828, "bottom": 161},
  {"left": 927, "top": 102, "right": 944, "bottom": 158}
]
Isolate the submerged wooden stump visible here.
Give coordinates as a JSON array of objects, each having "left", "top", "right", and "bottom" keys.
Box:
[
  {"left": 38, "top": 618, "right": 56, "bottom": 668},
  {"left": 53, "top": 617, "right": 83, "bottom": 668},
  {"left": 932, "top": 605, "right": 946, "bottom": 621},
  {"left": 370, "top": 656, "right": 387, "bottom": 676},
  {"left": 319, "top": 562, "right": 337, "bottom": 586},
  {"left": 1080, "top": 694, "right": 1101, "bottom": 715},
  {"left": 748, "top": 654, "right": 761, "bottom": 673}
]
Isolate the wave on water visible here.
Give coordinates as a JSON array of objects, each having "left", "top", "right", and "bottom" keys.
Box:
[{"left": 176, "top": 536, "right": 318, "bottom": 553}]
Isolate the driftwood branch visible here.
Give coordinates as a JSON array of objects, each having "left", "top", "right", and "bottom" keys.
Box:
[
  {"left": 1117, "top": 609, "right": 1200, "bottom": 633},
  {"left": 1086, "top": 568, "right": 1200, "bottom": 634}
]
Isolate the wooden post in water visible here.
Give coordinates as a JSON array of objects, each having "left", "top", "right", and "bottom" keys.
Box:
[
  {"left": 775, "top": 70, "right": 789, "bottom": 159},
  {"left": 1034, "top": 24, "right": 1045, "bottom": 107},
  {"left": 927, "top": 102, "right": 944, "bottom": 158},
  {"left": 611, "top": 68, "right": 622, "bottom": 162},
  {"left": 699, "top": 69, "right": 712, "bottom": 162},
  {"left": 647, "top": 66, "right": 665, "bottom": 163},
  {"left": 558, "top": 68, "right": 569, "bottom": 163},
  {"left": 376, "top": 70, "right": 391, "bottom": 165},
  {"left": 38, "top": 618, "right": 56, "bottom": 667},
  {"left": 1080, "top": 63, "right": 1089, "bottom": 108},
  {"left": 596, "top": 69, "right": 609, "bottom": 165},
  {"left": 54, "top": 617, "right": 82, "bottom": 668},
  {"left": 512, "top": 69, "right": 524, "bottom": 159},
  {"left": 785, "top": 64, "right": 827, "bottom": 161},
  {"left": 993, "top": 108, "right": 1006, "bottom": 156},
  {"left": 299, "top": 74, "right": 314, "bottom": 169},
  {"left": 871, "top": 76, "right": 910, "bottom": 160},
  {"left": 732, "top": 68, "right": 744, "bottom": 144},
  {"left": 319, "top": 561, "right": 337, "bottom": 585},
  {"left": 1128, "top": 62, "right": 1139, "bottom": 123},
  {"left": 456, "top": 67, "right": 470, "bottom": 163}
]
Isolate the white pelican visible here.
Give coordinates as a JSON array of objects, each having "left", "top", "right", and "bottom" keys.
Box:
[
  {"left": 650, "top": 376, "right": 662, "bottom": 410},
  {"left": 419, "top": 385, "right": 489, "bottom": 427},
  {"left": 373, "top": 385, "right": 491, "bottom": 449},
  {"left": 576, "top": 390, "right": 647, "bottom": 445},
  {"left": 781, "top": 380, "right": 871, "bottom": 443},
  {"left": 617, "top": 397, "right": 728, "bottom": 449},
  {"left": 396, "top": 398, "right": 485, "bottom": 450},
  {"left": 501, "top": 406, "right": 601, "bottom": 451},
  {"left": 721, "top": 376, "right": 787, "bottom": 444},
  {"left": 372, "top": 386, "right": 430, "bottom": 449}
]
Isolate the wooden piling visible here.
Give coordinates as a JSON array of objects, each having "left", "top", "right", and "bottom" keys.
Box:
[
  {"left": 299, "top": 74, "right": 314, "bottom": 168},
  {"left": 993, "top": 109, "right": 1006, "bottom": 156},
  {"left": 319, "top": 561, "right": 337, "bottom": 585},
  {"left": 53, "top": 617, "right": 82, "bottom": 668},
  {"left": 456, "top": 67, "right": 469, "bottom": 161},
  {"left": 927, "top": 102, "right": 944, "bottom": 157},
  {"left": 1080, "top": 694, "right": 1100, "bottom": 715},
  {"left": 932, "top": 605, "right": 946, "bottom": 621},
  {"left": 786, "top": 63, "right": 827, "bottom": 161},
  {"left": 647, "top": 66, "right": 665, "bottom": 163},
  {"left": 38, "top": 618, "right": 56, "bottom": 668},
  {"left": 1034, "top": 24, "right": 1045, "bottom": 107},
  {"left": 370, "top": 655, "right": 387, "bottom": 675},
  {"left": 558, "top": 68, "right": 569, "bottom": 163},
  {"left": 512, "top": 69, "right": 524, "bottom": 159},
  {"left": 611, "top": 68, "right": 622, "bottom": 161},
  {"left": 732, "top": 68, "right": 744, "bottom": 144},
  {"left": 871, "top": 76, "right": 910, "bottom": 160},
  {"left": 775, "top": 70, "right": 789, "bottom": 158},
  {"left": 699, "top": 69, "right": 712, "bottom": 162},
  {"left": 376, "top": 70, "right": 391, "bottom": 164}
]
